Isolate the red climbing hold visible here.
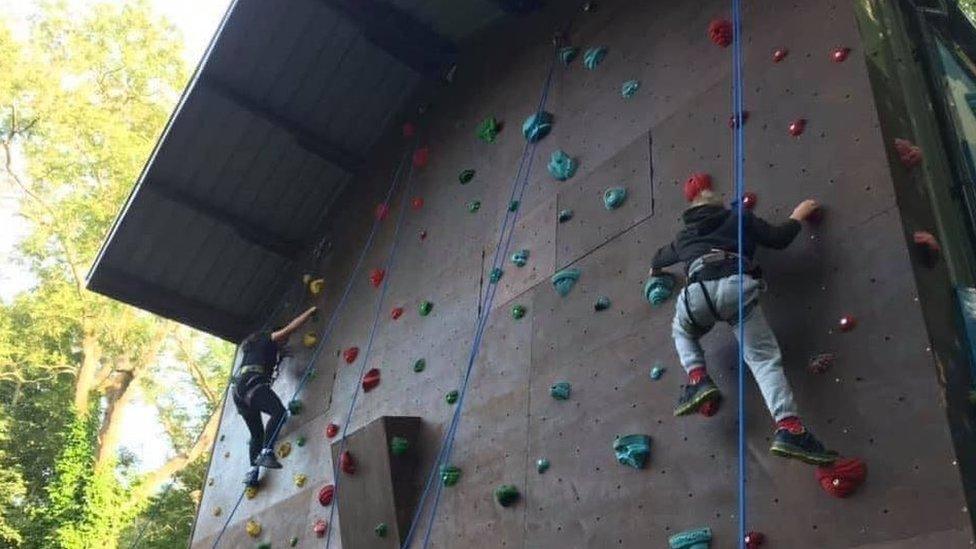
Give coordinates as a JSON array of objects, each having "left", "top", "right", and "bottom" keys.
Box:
[
  {"left": 894, "top": 138, "right": 923, "bottom": 170},
  {"left": 808, "top": 353, "right": 835, "bottom": 374},
  {"left": 318, "top": 484, "right": 335, "bottom": 506},
  {"left": 699, "top": 399, "right": 719, "bottom": 417},
  {"left": 362, "top": 368, "right": 381, "bottom": 392},
  {"left": 708, "top": 19, "right": 733, "bottom": 48},
  {"left": 391, "top": 307, "right": 404, "bottom": 320},
  {"left": 816, "top": 457, "right": 867, "bottom": 498},
  {"left": 343, "top": 347, "right": 359, "bottom": 364},
  {"left": 375, "top": 203, "right": 390, "bottom": 221},
  {"left": 369, "top": 268, "right": 385, "bottom": 288},
  {"left": 745, "top": 531, "right": 765, "bottom": 548},
  {"left": 326, "top": 422, "right": 339, "bottom": 438},
  {"left": 837, "top": 315, "right": 857, "bottom": 333},
  {"left": 831, "top": 47, "right": 851, "bottom": 63},
  {"left": 728, "top": 111, "right": 749, "bottom": 129},
  {"left": 772, "top": 47, "right": 788, "bottom": 63},
  {"left": 684, "top": 173, "right": 713, "bottom": 202},
  {"left": 741, "top": 191, "right": 757, "bottom": 210},
  {"left": 412, "top": 146, "right": 430, "bottom": 168},
  {"left": 788, "top": 118, "right": 807, "bottom": 137},
  {"left": 402, "top": 122, "right": 416, "bottom": 138},
  {"left": 313, "top": 519, "right": 328, "bottom": 538},
  {"left": 340, "top": 450, "right": 356, "bottom": 475},
  {"left": 411, "top": 196, "right": 424, "bottom": 210}
]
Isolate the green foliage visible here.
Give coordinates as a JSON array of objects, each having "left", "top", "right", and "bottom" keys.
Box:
[{"left": 117, "top": 458, "right": 208, "bottom": 549}]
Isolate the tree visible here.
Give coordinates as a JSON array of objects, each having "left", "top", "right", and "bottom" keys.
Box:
[{"left": 0, "top": 2, "right": 233, "bottom": 546}]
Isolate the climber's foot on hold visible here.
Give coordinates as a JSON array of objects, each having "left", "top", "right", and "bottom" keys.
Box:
[
  {"left": 674, "top": 376, "right": 721, "bottom": 417},
  {"left": 243, "top": 466, "right": 260, "bottom": 487},
  {"left": 255, "top": 448, "right": 282, "bottom": 469},
  {"left": 770, "top": 428, "right": 838, "bottom": 466}
]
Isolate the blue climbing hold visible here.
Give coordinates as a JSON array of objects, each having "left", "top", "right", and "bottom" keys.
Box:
[
  {"left": 558, "top": 209, "right": 574, "bottom": 223},
  {"left": 551, "top": 268, "right": 580, "bottom": 297},
  {"left": 550, "top": 381, "right": 572, "bottom": 400},
  {"left": 594, "top": 296, "right": 611, "bottom": 311},
  {"left": 558, "top": 46, "right": 579, "bottom": 65},
  {"left": 669, "top": 527, "right": 712, "bottom": 549},
  {"left": 548, "top": 149, "right": 578, "bottom": 181},
  {"left": 583, "top": 46, "right": 607, "bottom": 69},
  {"left": 603, "top": 187, "right": 628, "bottom": 210},
  {"left": 511, "top": 249, "right": 530, "bottom": 267},
  {"left": 490, "top": 267, "right": 504, "bottom": 283},
  {"left": 613, "top": 434, "right": 651, "bottom": 469},
  {"left": 644, "top": 274, "right": 676, "bottom": 306},
  {"left": 522, "top": 111, "right": 553, "bottom": 143},
  {"left": 621, "top": 79, "right": 640, "bottom": 98},
  {"left": 536, "top": 458, "right": 550, "bottom": 473}
]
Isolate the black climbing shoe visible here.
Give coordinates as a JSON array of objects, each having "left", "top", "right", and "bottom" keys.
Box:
[
  {"left": 243, "top": 467, "right": 260, "bottom": 487},
  {"left": 673, "top": 377, "right": 721, "bottom": 417},
  {"left": 770, "top": 428, "right": 838, "bottom": 466},
  {"left": 255, "top": 448, "right": 282, "bottom": 469}
]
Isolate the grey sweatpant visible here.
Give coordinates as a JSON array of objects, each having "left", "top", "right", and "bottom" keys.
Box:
[{"left": 671, "top": 274, "right": 799, "bottom": 422}]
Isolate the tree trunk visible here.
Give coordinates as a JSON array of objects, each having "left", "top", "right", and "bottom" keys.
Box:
[
  {"left": 73, "top": 330, "right": 101, "bottom": 413},
  {"left": 95, "top": 370, "right": 137, "bottom": 466}
]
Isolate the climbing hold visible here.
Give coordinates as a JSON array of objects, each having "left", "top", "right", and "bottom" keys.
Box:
[
  {"left": 511, "top": 249, "right": 529, "bottom": 267},
  {"left": 837, "top": 315, "right": 857, "bottom": 332},
  {"left": 831, "top": 46, "right": 851, "bottom": 63},
  {"left": 277, "top": 441, "right": 292, "bottom": 459},
  {"left": 344, "top": 346, "right": 359, "bottom": 364},
  {"left": 684, "top": 173, "right": 712, "bottom": 201},
  {"left": 308, "top": 277, "right": 325, "bottom": 296},
  {"left": 603, "top": 187, "right": 628, "bottom": 210},
  {"left": 326, "top": 422, "right": 339, "bottom": 438},
  {"left": 582, "top": 1, "right": 596, "bottom": 11},
  {"left": 508, "top": 199, "right": 520, "bottom": 212},
  {"left": 548, "top": 149, "right": 578, "bottom": 181},
  {"left": 550, "top": 381, "right": 572, "bottom": 400},
  {"left": 288, "top": 399, "right": 303, "bottom": 415},
  {"left": 613, "top": 434, "right": 652, "bottom": 469},
  {"left": 369, "top": 268, "right": 385, "bottom": 288},
  {"left": 290, "top": 536, "right": 299, "bottom": 547},
  {"left": 318, "top": 484, "right": 335, "bottom": 506},
  {"left": 621, "top": 79, "right": 640, "bottom": 98},
  {"left": 772, "top": 47, "right": 788, "bottom": 63},
  {"left": 375, "top": 523, "right": 388, "bottom": 538},
  {"left": 391, "top": 307, "right": 404, "bottom": 320},
  {"left": 490, "top": 267, "right": 504, "bottom": 283},
  {"left": 699, "top": 399, "right": 720, "bottom": 417},
  {"left": 558, "top": 46, "right": 579, "bottom": 65},
  {"left": 669, "top": 527, "right": 712, "bottom": 549},
  {"left": 728, "top": 110, "right": 749, "bottom": 129},
  {"left": 391, "top": 436, "right": 409, "bottom": 456},
  {"left": 551, "top": 268, "right": 580, "bottom": 297},
  {"left": 594, "top": 296, "right": 611, "bottom": 311},
  {"left": 477, "top": 117, "right": 501, "bottom": 143},
  {"left": 536, "top": 458, "right": 550, "bottom": 474},
  {"left": 440, "top": 464, "right": 462, "bottom": 486},
  {"left": 246, "top": 519, "right": 262, "bottom": 538},
  {"left": 208, "top": 477, "right": 215, "bottom": 486},
  {"left": 375, "top": 203, "right": 390, "bottom": 221},
  {"left": 213, "top": 506, "right": 222, "bottom": 516},
  {"left": 467, "top": 200, "right": 481, "bottom": 213},
  {"left": 745, "top": 531, "right": 765, "bottom": 549},
  {"left": 362, "top": 368, "right": 381, "bottom": 392},
  {"left": 522, "top": 111, "right": 554, "bottom": 143},
  {"left": 340, "top": 450, "right": 356, "bottom": 475},
  {"left": 296, "top": 435, "right": 306, "bottom": 447},
  {"left": 644, "top": 274, "right": 676, "bottom": 306},
  {"left": 420, "top": 229, "right": 428, "bottom": 240},
  {"left": 411, "top": 196, "right": 424, "bottom": 210},
  {"left": 582, "top": 47, "right": 607, "bottom": 69},
  {"left": 219, "top": 434, "right": 225, "bottom": 442},
  {"left": 223, "top": 451, "right": 230, "bottom": 458},
  {"left": 650, "top": 365, "right": 665, "bottom": 380},
  {"left": 313, "top": 519, "right": 328, "bottom": 538},
  {"left": 816, "top": 457, "right": 867, "bottom": 498},
  {"left": 459, "top": 168, "right": 476, "bottom": 184},
  {"left": 894, "top": 138, "right": 923, "bottom": 170},
  {"left": 708, "top": 18, "right": 733, "bottom": 48},
  {"left": 741, "top": 191, "right": 757, "bottom": 210},
  {"left": 788, "top": 118, "right": 807, "bottom": 137},
  {"left": 257, "top": 543, "right": 271, "bottom": 549},
  {"left": 558, "top": 209, "right": 574, "bottom": 223},
  {"left": 494, "top": 484, "right": 520, "bottom": 507},
  {"left": 419, "top": 300, "right": 433, "bottom": 316},
  {"left": 302, "top": 333, "right": 317, "bottom": 348},
  {"left": 446, "top": 390, "right": 459, "bottom": 405},
  {"left": 413, "top": 358, "right": 426, "bottom": 372},
  {"left": 412, "top": 146, "right": 430, "bottom": 168},
  {"left": 402, "top": 122, "right": 415, "bottom": 138},
  {"left": 244, "top": 486, "right": 258, "bottom": 499},
  {"left": 294, "top": 473, "right": 307, "bottom": 488},
  {"left": 808, "top": 353, "right": 835, "bottom": 374},
  {"left": 511, "top": 304, "right": 527, "bottom": 320}
]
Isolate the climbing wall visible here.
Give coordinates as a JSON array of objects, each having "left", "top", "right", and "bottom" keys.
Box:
[{"left": 191, "top": 0, "right": 976, "bottom": 547}]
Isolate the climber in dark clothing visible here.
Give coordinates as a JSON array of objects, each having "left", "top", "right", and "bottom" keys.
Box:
[
  {"left": 649, "top": 174, "right": 837, "bottom": 466},
  {"left": 235, "top": 306, "right": 317, "bottom": 486}
]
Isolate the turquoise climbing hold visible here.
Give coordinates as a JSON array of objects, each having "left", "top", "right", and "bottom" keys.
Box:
[
  {"left": 419, "top": 300, "right": 433, "bottom": 316},
  {"left": 558, "top": 209, "right": 574, "bottom": 223},
  {"left": 413, "top": 358, "right": 426, "bottom": 372},
  {"left": 558, "top": 46, "right": 579, "bottom": 65},
  {"left": 551, "top": 268, "right": 580, "bottom": 297},
  {"left": 440, "top": 464, "right": 461, "bottom": 487},
  {"left": 490, "top": 267, "right": 503, "bottom": 283},
  {"left": 644, "top": 274, "right": 676, "bottom": 306},
  {"left": 621, "top": 79, "right": 640, "bottom": 98},
  {"left": 494, "top": 484, "right": 520, "bottom": 507},
  {"left": 391, "top": 436, "right": 409, "bottom": 455},
  {"left": 550, "top": 381, "right": 572, "bottom": 400},
  {"left": 613, "top": 434, "right": 652, "bottom": 469},
  {"left": 508, "top": 200, "right": 520, "bottom": 212},
  {"left": 583, "top": 46, "right": 607, "bottom": 69},
  {"left": 548, "top": 149, "right": 578, "bottom": 181},
  {"left": 603, "top": 187, "right": 628, "bottom": 210},
  {"left": 650, "top": 365, "right": 665, "bottom": 380},
  {"left": 288, "top": 399, "right": 303, "bottom": 415},
  {"left": 594, "top": 296, "right": 611, "bottom": 311},
  {"left": 257, "top": 543, "right": 271, "bottom": 549},
  {"left": 669, "top": 527, "right": 712, "bottom": 549},
  {"left": 446, "top": 390, "right": 459, "bottom": 405},
  {"left": 511, "top": 304, "right": 527, "bottom": 320},
  {"left": 467, "top": 200, "right": 481, "bottom": 213},
  {"left": 522, "top": 111, "right": 553, "bottom": 143},
  {"left": 290, "top": 536, "right": 299, "bottom": 547},
  {"left": 511, "top": 249, "right": 529, "bottom": 267},
  {"left": 459, "top": 169, "right": 476, "bottom": 184},
  {"left": 536, "top": 458, "right": 550, "bottom": 474},
  {"left": 296, "top": 435, "right": 306, "bottom": 447},
  {"left": 477, "top": 117, "right": 501, "bottom": 143},
  {"left": 375, "top": 523, "right": 388, "bottom": 538}
]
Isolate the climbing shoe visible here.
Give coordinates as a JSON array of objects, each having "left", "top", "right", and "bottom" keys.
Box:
[
  {"left": 770, "top": 428, "right": 838, "bottom": 465},
  {"left": 673, "top": 377, "right": 721, "bottom": 416},
  {"left": 255, "top": 448, "right": 282, "bottom": 469},
  {"left": 243, "top": 467, "right": 260, "bottom": 487}
]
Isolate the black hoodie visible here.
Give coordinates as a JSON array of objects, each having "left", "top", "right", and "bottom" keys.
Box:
[{"left": 651, "top": 205, "right": 801, "bottom": 273}]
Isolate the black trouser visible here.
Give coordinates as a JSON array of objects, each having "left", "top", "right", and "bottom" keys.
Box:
[{"left": 233, "top": 372, "right": 287, "bottom": 466}]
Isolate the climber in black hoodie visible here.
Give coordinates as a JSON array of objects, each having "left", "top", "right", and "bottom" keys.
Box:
[{"left": 649, "top": 174, "right": 836, "bottom": 466}]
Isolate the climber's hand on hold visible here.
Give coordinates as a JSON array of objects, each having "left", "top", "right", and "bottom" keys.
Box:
[{"left": 790, "top": 199, "right": 820, "bottom": 222}]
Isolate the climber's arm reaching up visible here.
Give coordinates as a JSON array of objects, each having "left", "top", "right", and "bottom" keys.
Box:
[{"left": 271, "top": 306, "right": 317, "bottom": 344}]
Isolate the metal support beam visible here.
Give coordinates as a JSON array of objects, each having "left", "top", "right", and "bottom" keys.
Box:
[
  {"left": 201, "top": 76, "right": 364, "bottom": 172},
  {"left": 316, "top": 0, "right": 457, "bottom": 81},
  {"left": 491, "top": 0, "right": 545, "bottom": 14}
]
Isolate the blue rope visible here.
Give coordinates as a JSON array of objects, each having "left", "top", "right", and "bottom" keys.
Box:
[{"left": 731, "top": 0, "right": 747, "bottom": 547}]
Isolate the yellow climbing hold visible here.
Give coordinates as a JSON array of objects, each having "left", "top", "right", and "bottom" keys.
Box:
[
  {"left": 212, "top": 506, "right": 222, "bottom": 516},
  {"left": 303, "top": 333, "right": 318, "bottom": 348},
  {"left": 246, "top": 519, "right": 262, "bottom": 538},
  {"left": 245, "top": 486, "right": 258, "bottom": 499},
  {"left": 294, "top": 473, "right": 307, "bottom": 488},
  {"left": 309, "top": 277, "right": 325, "bottom": 296},
  {"left": 277, "top": 441, "right": 292, "bottom": 459}
]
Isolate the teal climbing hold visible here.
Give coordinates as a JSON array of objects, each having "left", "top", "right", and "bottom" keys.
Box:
[
  {"left": 296, "top": 435, "right": 307, "bottom": 447},
  {"left": 511, "top": 249, "right": 529, "bottom": 267},
  {"left": 508, "top": 200, "right": 520, "bottom": 212},
  {"left": 390, "top": 436, "right": 409, "bottom": 456},
  {"left": 536, "top": 458, "right": 550, "bottom": 474},
  {"left": 490, "top": 267, "right": 504, "bottom": 283},
  {"left": 558, "top": 46, "right": 579, "bottom": 65},
  {"left": 288, "top": 399, "right": 303, "bottom": 415},
  {"left": 477, "top": 117, "right": 501, "bottom": 143},
  {"left": 583, "top": 46, "right": 607, "bottom": 69},
  {"left": 257, "top": 543, "right": 271, "bottom": 549},
  {"left": 644, "top": 274, "right": 676, "bottom": 306},
  {"left": 511, "top": 304, "right": 527, "bottom": 320},
  {"left": 594, "top": 296, "right": 611, "bottom": 311},
  {"left": 669, "top": 527, "right": 712, "bottom": 549},
  {"left": 494, "top": 484, "right": 520, "bottom": 507},
  {"left": 440, "top": 464, "right": 461, "bottom": 487},
  {"left": 290, "top": 536, "right": 299, "bottom": 547},
  {"left": 650, "top": 365, "right": 665, "bottom": 380},
  {"left": 419, "top": 300, "right": 433, "bottom": 316},
  {"left": 548, "top": 149, "right": 578, "bottom": 181},
  {"left": 551, "top": 268, "right": 580, "bottom": 297},
  {"left": 621, "top": 79, "right": 640, "bottom": 98},
  {"left": 558, "top": 209, "right": 574, "bottom": 223},
  {"left": 459, "top": 169, "right": 476, "bottom": 184},
  {"left": 550, "top": 381, "right": 572, "bottom": 400},
  {"left": 613, "top": 434, "right": 652, "bottom": 469},
  {"left": 522, "top": 111, "right": 553, "bottom": 143},
  {"left": 375, "top": 523, "right": 388, "bottom": 538},
  {"left": 446, "top": 390, "right": 459, "bottom": 405},
  {"left": 413, "top": 358, "right": 426, "bottom": 372},
  {"left": 467, "top": 200, "right": 481, "bottom": 213},
  {"left": 603, "top": 187, "right": 628, "bottom": 210}
]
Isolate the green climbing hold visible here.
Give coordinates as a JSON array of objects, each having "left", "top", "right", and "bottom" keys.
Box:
[
  {"left": 522, "top": 111, "right": 553, "bottom": 143},
  {"left": 494, "top": 484, "right": 520, "bottom": 507},
  {"left": 490, "top": 267, "right": 504, "bottom": 283},
  {"left": 621, "top": 79, "right": 640, "bottom": 98},
  {"left": 257, "top": 543, "right": 271, "bottom": 549},
  {"left": 477, "top": 117, "right": 501, "bottom": 143},
  {"left": 440, "top": 464, "right": 462, "bottom": 487},
  {"left": 669, "top": 527, "right": 712, "bottom": 549},
  {"left": 551, "top": 268, "right": 580, "bottom": 297},
  {"left": 511, "top": 249, "right": 529, "bottom": 267},
  {"left": 558, "top": 209, "right": 574, "bottom": 223},
  {"left": 390, "top": 436, "right": 409, "bottom": 456},
  {"left": 467, "top": 200, "right": 481, "bottom": 213},
  {"left": 548, "top": 149, "right": 578, "bottom": 181},
  {"left": 511, "top": 304, "right": 527, "bottom": 320},
  {"left": 459, "top": 168, "right": 476, "bottom": 184},
  {"left": 296, "top": 435, "right": 306, "bottom": 447},
  {"left": 650, "top": 365, "right": 665, "bottom": 380},
  {"left": 375, "top": 523, "right": 388, "bottom": 538},
  {"left": 603, "top": 187, "right": 628, "bottom": 210},
  {"left": 594, "top": 296, "right": 611, "bottom": 311},
  {"left": 550, "top": 381, "right": 572, "bottom": 400},
  {"left": 644, "top": 274, "right": 676, "bottom": 306},
  {"left": 290, "top": 536, "right": 299, "bottom": 547},
  {"left": 558, "top": 46, "right": 579, "bottom": 65},
  {"left": 413, "top": 358, "right": 426, "bottom": 372},
  {"left": 446, "top": 390, "right": 459, "bottom": 405},
  {"left": 613, "top": 434, "right": 652, "bottom": 470},
  {"left": 583, "top": 46, "right": 607, "bottom": 69},
  {"left": 288, "top": 399, "right": 303, "bottom": 415},
  {"left": 536, "top": 458, "right": 550, "bottom": 474},
  {"left": 508, "top": 199, "right": 520, "bottom": 212},
  {"left": 419, "top": 301, "right": 433, "bottom": 316}
]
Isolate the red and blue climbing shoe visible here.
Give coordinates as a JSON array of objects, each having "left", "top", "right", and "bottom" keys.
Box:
[
  {"left": 770, "top": 428, "right": 838, "bottom": 465},
  {"left": 255, "top": 448, "right": 282, "bottom": 469},
  {"left": 673, "top": 376, "right": 721, "bottom": 416},
  {"left": 243, "top": 466, "right": 260, "bottom": 487}
]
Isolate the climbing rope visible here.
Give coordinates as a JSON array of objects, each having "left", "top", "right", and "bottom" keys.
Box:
[{"left": 209, "top": 141, "right": 415, "bottom": 549}]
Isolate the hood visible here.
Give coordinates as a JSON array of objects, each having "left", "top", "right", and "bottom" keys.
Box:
[{"left": 681, "top": 205, "right": 730, "bottom": 236}]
